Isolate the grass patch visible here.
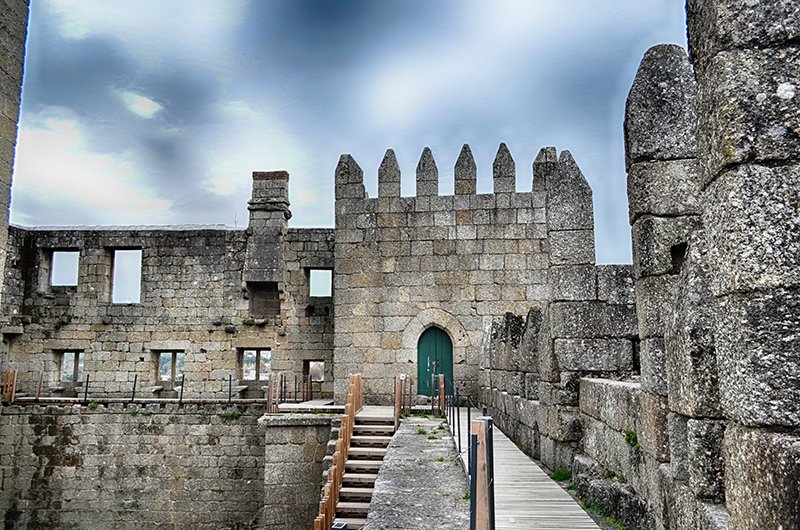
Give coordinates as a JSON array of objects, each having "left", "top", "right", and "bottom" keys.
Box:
[
  {"left": 417, "top": 428, "right": 428, "bottom": 435},
  {"left": 583, "top": 500, "right": 610, "bottom": 518},
  {"left": 550, "top": 469, "right": 572, "bottom": 481},
  {"left": 88, "top": 401, "right": 99, "bottom": 410},
  {"left": 624, "top": 429, "right": 639, "bottom": 449},
  {"left": 427, "top": 434, "right": 437, "bottom": 440},
  {"left": 462, "top": 493, "right": 470, "bottom": 500},
  {"left": 435, "top": 456, "right": 445, "bottom": 462},
  {"left": 442, "top": 492, "right": 450, "bottom": 496},
  {"left": 567, "top": 482, "right": 577, "bottom": 491},
  {"left": 129, "top": 409, "right": 138, "bottom": 417},
  {"left": 219, "top": 411, "right": 242, "bottom": 421}
]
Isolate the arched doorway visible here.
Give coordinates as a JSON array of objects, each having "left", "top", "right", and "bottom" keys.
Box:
[{"left": 417, "top": 327, "right": 453, "bottom": 395}]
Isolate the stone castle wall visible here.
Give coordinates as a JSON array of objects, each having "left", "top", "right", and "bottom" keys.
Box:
[
  {"left": 0, "top": 404, "right": 332, "bottom": 530},
  {"left": 477, "top": 7, "right": 800, "bottom": 527},
  {"left": 0, "top": 222, "right": 334, "bottom": 398},
  {"left": 0, "top": 403, "right": 267, "bottom": 529},
  {"left": 332, "top": 145, "right": 598, "bottom": 403},
  {"left": 0, "top": 0, "right": 29, "bottom": 308}
]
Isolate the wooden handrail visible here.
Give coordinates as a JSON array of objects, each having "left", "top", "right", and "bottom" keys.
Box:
[
  {"left": 314, "top": 373, "right": 364, "bottom": 529},
  {"left": 1, "top": 371, "right": 17, "bottom": 403}
]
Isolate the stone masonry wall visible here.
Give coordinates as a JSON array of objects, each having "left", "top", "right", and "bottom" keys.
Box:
[
  {"left": 479, "top": 264, "right": 637, "bottom": 469},
  {"left": 333, "top": 145, "right": 594, "bottom": 404},
  {"left": 0, "top": 403, "right": 267, "bottom": 529},
  {"left": 478, "top": 26, "right": 800, "bottom": 530},
  {"left": 0, "top": 223, "right": 334, "bottom": 398},
  {"left": 0, "top": 0, "right": 29, "bottom": 308},
  {"left": 258, "top": 415, "right": 332, "bottom": 529},
  {"left": 686, "top": 2, "right": 800, "bottom": 528}
]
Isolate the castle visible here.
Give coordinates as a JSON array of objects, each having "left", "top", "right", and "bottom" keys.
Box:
[{"left": 0, "top": 1, "right": 798, "bottom": 529}]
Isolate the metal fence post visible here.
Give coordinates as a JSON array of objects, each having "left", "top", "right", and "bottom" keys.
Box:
[
  {"left": 469, "top": 432, "right": 478, "bottom": 530},
  {"left": 456, "top": 387, "right": 461, "bottom": 455}
]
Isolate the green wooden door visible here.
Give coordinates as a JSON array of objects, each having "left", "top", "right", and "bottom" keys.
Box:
[{"left": 417, "top": 327, "right": 453, "bottom": 395}]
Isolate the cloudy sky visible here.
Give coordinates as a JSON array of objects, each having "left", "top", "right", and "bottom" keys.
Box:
[{"left": 12, "top": 0, "right": 687, "bottom": 264}]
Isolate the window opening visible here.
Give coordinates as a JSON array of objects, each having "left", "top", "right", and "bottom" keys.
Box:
[
  {"left": 241, "top": 348, "right": 271, "bottom": 381},
  {"left": 247, "top": 282, "right": 280, "bottom": 317},
  {"left": 157, "top": 351, "right": 185, "bottom": 383},
  {"left": 309, "top": 269, "right": 332, "bottom": 297},
  {"left": 307, "top": 360, "right": 325, "bottom": 382},
  {"left": 670, "top": 242, "right": 688, "bottom": 275},
  {"left": 51, "top": 251, "right": 79, "bottom": 286},
  {"left": 112, "top": 249, "right": 142, "bottom": 303},
  {"left": 60, "top": 351, "right": 84, "bottom": 382}
]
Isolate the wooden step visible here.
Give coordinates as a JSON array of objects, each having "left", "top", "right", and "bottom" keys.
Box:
[
  {"left": 353, "top": 423, "right": 394, "bottom": 435},
  {"left": 345, "top": 459, "right": 382, "bottom": 472},
  {"left": 347, "top": 447, "right": 387, "bottom": 460},
  {"left": 355, "top": 415, "right": 395, "bottom": 425},
  {"left": 333, "top": 517, "right": 366, "bottom": 530},
  {"left": 339, "top": 486, "right": 374, "bottom": 501},
  {"left": 342, "top": 472, "right": 378, "bottom": 485},
  {"left": 337, "top": 501, "right": 370, "bottom": 515},
  {"left": 350, "top": 435, "right": 393, "bottom": 447}
]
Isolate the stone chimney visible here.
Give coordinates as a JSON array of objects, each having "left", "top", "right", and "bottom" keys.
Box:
[{"left": 243, "top": 171, "right": 291, "bottom": 285}]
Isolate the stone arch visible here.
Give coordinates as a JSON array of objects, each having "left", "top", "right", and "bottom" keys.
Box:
[{"left": 397, "top": 308, "right": 469, "bottom": 369}]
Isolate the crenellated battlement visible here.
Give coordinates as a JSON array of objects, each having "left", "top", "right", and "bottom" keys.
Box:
[{"left": 335, "top": 142, "right": 592, "bottom": 200}]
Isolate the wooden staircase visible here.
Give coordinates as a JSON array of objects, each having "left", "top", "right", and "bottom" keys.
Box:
[{"left": 334, "top": 412, "right": 395, "bottom": 529}]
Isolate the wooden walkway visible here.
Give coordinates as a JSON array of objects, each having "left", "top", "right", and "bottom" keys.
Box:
[{"left": 451, "top": 407, "right": 599, "bottom": 530}]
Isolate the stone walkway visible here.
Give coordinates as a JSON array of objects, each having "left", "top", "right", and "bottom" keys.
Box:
[{"left": 363, "top": 416, "right": 470, "bottom": 530}]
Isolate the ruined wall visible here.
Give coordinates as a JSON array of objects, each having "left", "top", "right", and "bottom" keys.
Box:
[
  {"left": 333, "top": 145, "right": 581, "bottom": 404},
  {"left": 479, "top": 264, "right": 637, "bottom": 468},
  {"left": 0, "top": 403, "right": 267, "bottom": 529},
  {"left": 0, "top": 0, "right": 29, "bottom": 308},
  {"left": 1, "top": 220, "right": 334, "bottom": 398}
]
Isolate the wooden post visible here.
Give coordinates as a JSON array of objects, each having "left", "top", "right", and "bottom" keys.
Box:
[
  {"left": 471, "top": 417, "right": 491, "bottom": 530},
  {"left": 394, "top": 374, "right": 404, "bottom": 430}
]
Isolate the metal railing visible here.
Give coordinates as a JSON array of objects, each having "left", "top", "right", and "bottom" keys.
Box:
[
  {"left": 4, "top": 372, "right": 323, "bottom": 412},
  {"left": 443, "top": 376, "right": 496, "bottom": 530}
]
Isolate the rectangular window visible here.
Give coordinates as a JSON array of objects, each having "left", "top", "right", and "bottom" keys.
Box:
[
  {"left": 307, "top": 360, "right": 325, "bottom": 382},
  {"left": 309, "top": 269, "right": 332, "bottom": 297},
  {"left": 60, "top": 351, "right": 84, "bottom": 382},
  {"left": 51, "top": 251, "right": 79, "bottom": 286},
  {"left": 247, "top": 282, "right": 280, "bottom": 317},
  {"left": 241, "top": 348, "right": 271, "bottom": 381},
  {"left": 112, "top": 249, "right": 142, "bottom": 303},
  {"left": 157, "top": 351, "right": 185, "bottom": 383}
]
